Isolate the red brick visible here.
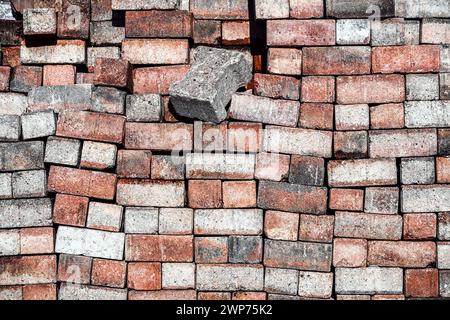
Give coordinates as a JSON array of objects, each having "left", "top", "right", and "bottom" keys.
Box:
[
  {"left": 57, "top": 111, "right": 125, "bottom": 144},
  {"left": 93, "top": 58, "right": 132, "bottom": 89},
  {"left": 128, "top": 263, "right": 161, "bottom": 291},
  {"left": 91, "top": 0, "right": 112, "bottom": 21},
  {"left": 57, "top": 0, "right": 90, "bottom": 39},
  {"left": 195, "top": 237, "right": 228, "bottom": 263},
  {"left": 299, "top": 214, "right": 334, "bottom": 243},
  {"left": 405, "top": 269, "right": 439, "bottom": 298},
  {"left": 372, "top": 45, "right": 441, "bottom": 74},
  {"left": 48, "top": 166, "right": 117, "bottom": 200},
  {"left": 267, "top": 20, "right": 335, "bottom": 46},
  {"left": 116, "top": 150, "right": 152, "bottom": 178},
  {"left": 301, "top": 76, "right": 335, "bottom": 103},
  {"left": 22, "top": 284, "right": 57, "bottom": 300},
  {"left": 188, "top": 180, "right": 222, "bottom": 209},
  {"left": 193, "top": 19, "right": 221, "bottom": 45},
  {"left": 43, "top": 65, "right": 75, "bottom": 86},
  {"left": 372, "top": 295, "right": 405, "bottom": 300},
  {"left": 57, "top": 254, "right": 91, "bottom": 284},
  {"left": 198, "top": 292, "right": 231, "bottom": 300},
  {"left": 264, "top": 210, "right": 299, "bottom": 241},
  {"left": 337, "top": 75, "right": 405, "bottom": 104},
  {"left": 227, "top": 122, "right": 262, "bottom": 153},
  {"left": 303, "top": 47, "right": 371, "bottom": 75},
  {"left": 53, "top": 194, "right": 89, "bottom": 227},
  {"left": 10, "top": 66, "right": 42, "bottom": 93},
  {"left": 126, "top": 235, "right": 193, "bottom": 262},
  {"left": 223, "top": 181, "right": 257, "bottom": 208},
  {"left": 329, "top": 188, "right": 364, "bottom": 211},
  {"left": 20, "top": 227, "right": 54, "bottom": 255},
  {"left": 2, "top": 46, "right": 20, "bottom": 68},
  {"left": 232, "top": 292, "right": 266, "bottom": 300},
  {"left": 253, "top": 73, "right": 300, "bottom": 100},
  {"left": 190, "top": 0, "right": 249, "bottom": 19},
  {"left": 122, "top": 39, "right": 189, "bottom": 65},
  {"left": 0, "top": 255, "right": 57, "bottom": 286},
  {"left": 133, "top": 65, "right": 190, "bottom": 95},
  {"left": 299, "top": 103, "right": 334, "bottom": 130},
  {"left": 368, "top": 241, "right": 436, "bottom": 268},
  {"left": 125, "top": 10, "right": 192, "bottom": 38},
  {"left": 403, "top": 214, "right": 437, "bottom": 240},
  {"left": 91, "top": 259, "right": 126, "bottom": 288},
  {"left": 437, "top": 157, "right": 450, "bottom": 183},
  {"left": 162, "top": 96, "right": 178, "bottom": 123},
  {"left": 76, "top": 72, "right": 94, "bottom": 84},
  {"left": 255, "top": 152, "right": 290, "bottom": 182},
  {"left": 267, "top": 48, "right": 302, "bottom": 76},
  {"left": 290, "top": 0, "right": 323, "bottom": 18},
  {"left": 0, "top": 66, "right": 11, "bottom": 91},
  {"left": 333, "top": 238, "right": 367, "bottom": 267},
  {"left": 370, "top": 103, "right": 404, "bottom": 129},
  {"left": 125, "top": 122, "right": 193, "bottom": 151},
  {"left": 222, "top": 21, "right": 250, "bottom": 45},
  {"left": 202, "top": 122, "right": 228, "bottom": 151}
]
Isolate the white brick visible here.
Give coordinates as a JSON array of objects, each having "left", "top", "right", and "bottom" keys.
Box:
[
  {"left": 401, "top": 157, "right": 435, "bottom": 184},
  {"left": 12, "top": 170, "right": 47, "bottom": 198},
  {"left": 0, "top": 230, "right": 20, "bottom": 256},
  {"left": 121, "top": 39, "right": 189, "bottom": 65},
  {"left": 186, "top": 153, "right": 255, "bottom": 179},
  {"left": 194, "top": 209, "right": 263, "bottom": 235},
  {"left": 80, "top": 141, "right": 117, "bottom": 170},
  {"left": 117, "top": 180, "right": 185, "bottom": 207},
  {"left": 55, "top": 226, "right": 125, "bottom": 260},
  {"left": 197, "top": 264, "right": 264, "bottom": 291},
  {"left": 44, "top": 137, "right": 81, "bottom": 166},
  {"left": 21, "top": 110, "right": 56, "bottom": 140},
  {"left": 395, "top": 0, "right": 450, "bottom": 18},
  {"left": 298, "top": 271, "right": 333, "bottom": 299},
  {"left": 59, "top": 283, "right": 127, "bottom": 300},
  {"left": 336, "top": 19, "right": 370, "bottom": 45},
  {"left": 124, "top": 207, "right": 158, "bottom": 234},
  {"left": 0, "top": 173, "right": 12, "bottom": 199},
  {"left": 162, "top": 263, "right": 196, "bottom": 289},
  {"left": 23, "top": 8, "right": 56, "bottom": 35},
  {"left": 159, "top": 208, "right": 193, "bottom": 235},
  {"left": 255, "top": 0, "right": 289, "bottom": 19},
  {"left": 405, "top": 101, "right": 450, "bottom": 128},
  {"left": 0, "top": 93, "right": 28, "bottom": 116},
  {"left": 264, "top": 267, "right": 298, "bottom": 295},
  {"left": 335, "top": 104, "right": 369, "bottom": 131},
  {"left": 21, "top": 40, "right": 86, "bottom": 64},
  {"left": 335, "top": 267, "right": 403, "bottom": 294},
  {"left": 438, "top": 243, "right": 450, "bottom": 269},
  {"left": 87, "top": 202, "right": 123, "bottom": 232},
  {"left": 126, "top": 94, "right": 162, "bottom": 122},
  {"left": 371, "top": 19, "right": 420, "bottom": 46},
  {"left": 406, "top": 74, "right": 439, "bottom": 100},
  {"left": 112, "top": 0, "right": 178, "bottom": 10}
]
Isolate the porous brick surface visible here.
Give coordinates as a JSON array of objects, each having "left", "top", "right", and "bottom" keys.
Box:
[{"left": 0, "top": 0, "right": 447, "bottom": 301}]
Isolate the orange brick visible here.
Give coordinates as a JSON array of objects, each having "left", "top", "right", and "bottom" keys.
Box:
[
  {"left": 403, "top": 214, "right": 436, "bottom": 240},
  {"left": 329, "top": 188, "right": 364, "bottom": 211},
  {"left": 223, "top": 181, "right": 257, "bottom": 208},
  {"left": 437, "top": 157, "right": 450, "bottom": 183},
  {"left": 222, "top": 21, "right": 250, "bottom": 45},
  {"left": 188, "top": 180, "right": 222, "bottom": 209},
  {"left": 264, "top": 210, "right": 299, "bottom": 241},
  {"left": 43, "top": 65, "right": 76, "bottom": 86},
  {"left": 133, "top": 65, "right": 189, "bottom": 95},
  {"left": 53, "top": 194, "right": 89, "bottom": 227},
  {"left": 20, "top": 227, "right": 54, "bottom": 255},
  {"left": 370, "top": 103, "right": 404, "bottom": 129},
  {"left": 91, "top": 259, "right": 127, "bottom": 288},
  {"left": 405, "top": 269, "right": 439, "bottom": 298},
  {"left": 301, "top": 76, "right": 335, "bottom": 103},
  {"left": 126, "top": 235, "right": 193, "bottom": 262},
  {"left": 299, "top": 103, "right": 334, "bottom": 130},
  {"left": 22, "top": 284, "right": 57, "bottom": 300},
  {"left": 128, "top": 263, "right": 161, "bottom": 291}
]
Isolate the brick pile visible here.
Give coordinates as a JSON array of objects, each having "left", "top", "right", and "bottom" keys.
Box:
[{"left": 0, "top": 0, "right": 449, "bottom": 300}]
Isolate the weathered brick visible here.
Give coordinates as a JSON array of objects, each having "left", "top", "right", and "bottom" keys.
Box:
[
  {"left": 328, "top": 158, "right": 397, "bottom": 187},
  {"left": 151, "top": 155, "right": 185, "bottom": 180},
  {"left": 405, "top": 101, "right": 450, "bottom": 128},
  {"left": 301, "top": 76, "right": 335, "bottom": 103},
  {"left": 372, "top": 45, "right": 441, "bottom": 73},
  {"left": 406, "top": 74, "right": 439, "bottom": 100},
  {"left": 91, "top": 87, "right": 126, "bottom": 115},
  {"left": 188, "top": 180, "right": 222, "bottom": 209},
  {"left": 334, "top": 131, "right": 368, "bottom": 159},
  {"left": 439, "top": 213, "right": 450, "bottom": 240},
  {"left": 0, "top": 115, "right": 20, "bottom": 141},
  {"left": 267, "top": 48, "right": 302, "bottom": 76},
  {"left": 0, "top": 141, "right": 44, "bottom": 172},
  {"left": 0, "top": 229, "right": 20, "bottom": 256},
  {"left": 80, "top": 141, "right": 116, "bottom": 170},
  {"left": 400, "top": 157, "right": 435, "bottom": 185},
  {"left": 288, "top": 156, "right": 324, "bottom": 186},
  {"left": 290, "top": 0, "right": 323, "bottom": 18},
  {"left": 422, "top": 19, "right": 450, "bottom": 44},
  {"left": 255, "top": 152, "right": 290, "bottom": 182},
  {"left": 162, "top": 263, "right": 195, "bottom": 289},
  {"left": 43, "top": 65, "right": 76, "bottom": 86},
  {"left": 57, "top": 111, "right": 125, "bottom": 143},
  {"left": 258, "top": 181, "right": 327, "bottom": 214},
  {"left": 44, "top": 137, "right": 80, "bottom": 167},
  {"left": 190, "top": 0, "right": 248, "bottom": 19},
  {"left": 253, "top": 73, "right": 300, "bottom": 100},
  {"left": 87, "top": 47, "right": 121, "bottom": 72},
  {"left": 91, "top": 259, "right": 126, "bottom": 288},
  {"left": 438, "top": 243, "right": 450, "bottom": 269},
  {"left": 90, "top": 21, "right": 125, "bottom": 45},
  {"left": 299, "top": 103, "right": 334, "bottom": 130},
  {"left": 199, "top": 122, "right": 228, "bottom": 151},
  {"left": 124, "top": 207, "right": 158, "bottom": 235},
  {"left": 57, "top": 0, "right": 90, "bottom": 39},
  {"left": 21, "top": 110, "right": 56, "bottom": 140},
  {"left": 91, "top": 0, "right": 112, "bottom": 21},
  {"left": 265, "top": 268, "right": 298, "bottom": 295},
  {"left": 329, "top": 188, "right": 364, "bottom": 211},
  {"left": 21, "top": 40, "right": 86, "bottom": 64},
  {"left": 93, "top": 58, "right": 131, "bottom": 89},
  {"left": 437, "top": 157, "right": 450, "bottom": 183},
  {"left": 87, "top": 202, "right": 123, "bottom": 232},
  {"left": 335, "top": 267, "right": 403, "bottom": 294},
  {"left": 337, "top": 74, "right": 405, "bottom": 104},
  {"left": 404, "top": 213, "right": 437, "bottom": 240},
  {"left": 0, "top": 286, "right": 21, "bottom": 300},
  {"left": 159, "top": 208, "right": 193, "bottom": 235},
  {"left": 12, "top": 170, "right": 46, "bottom": 198},
  {"left": 334, "top": 211, "right": 402, "bottom": 240},
  {"left": 222, "top": 21, "right": 250, "bottom": 45},
  {"left": 229, "top": 236, "right": 262, "bottom": 263},
  {"left": 2, "top": 46, "right": 20, "bottom": 68},
  {"left": 364, "top": 187, "right": 398, "bottom": 214},
  {"left": 326, "top": 0, "right": 395, "bottom": 18},
  {"left": 28, "top": 85, "right": 92, "bottom": 113},
  {"left": 336, "top": 19, "right": 370, "bottom": 45},
  {"left": 442, "top": 73, "right": 450, "bottom": 100},
  {"left": 335, "top": 104, "right": 369, "bottom": 131},
  {"left": 23, "top": 8, "right": 56, "bottom": 35},
  {"left": 333, "top": 238, "right": 367, "bottom": 267},
  {"left": 20, "top": 227, "right": 54, "bottom": 255},
  {"left": 298, "top": 271, "right": 333, "bottom": 299},
  {"left": 395, "top": 0, "right": 450, "bottom": 18},
  {"left": 117, "top": 180, "right": 185, "bottom": 207},
  {"left": 56, "top": 226, "right": 125, "bottom": 260},
  {"left": 9, "top": 66, "right": 42, "bottom": 94},
  {"left": 264, "top": 239, "right": 332, "bottom": 271},
  {"left": 0, "top": 93, "right": 28, "bottom": 115},
  {"left": 195, "top": 237, "right": 228, "bottom": 263},
  {"left": 368, "top": 241, "right": 436, "bottom": 268},
  {"left": 128, "top": 262, "right": 161, "bottom": 290},
  {"left": 125, "top": 123, "right": 192, "bottom": 151},
  {"left": 125, "top": 235, "right": 193, "bottom": 262},
  {"left": 197, "top": 264, "right": 263, "bottom": 291},
  {"left": 59, "top": 283, "right": 126, "bottom": 300},
  {"left": 23, "top": 284, "right": 56, "bottom": 300},
  {"left": 223, "top": 181, "right": 256, "bottom": 208},
  {"left": 406, "top": 269, "right": 439, "bottom": 298},
  {"left": 267, "top": 20, "right": 336, "bottom": 46},
  {"left": 112, "top": 0, "right": 178, "bottom": 10},
  {"left": 371, "top": 19, "right": 420, "bottom": 46},
  {"left": 116, "top": 150, "right": 151, "bottom": 178},
  {"left": 48, "top": 166, "right": 116, "bottom": 200},
  {"left": 370, "top": 103, "right": 404, "bottom": 129},
  {"left": 58, "top": 253, "right": 92, "bottom": 284},
  {"left": 0, "top": 255, "right": 56, "bottom": 286},
  {"left": 255, "top": 0, "right": 289, "bottom": 19},
  {"left": 263, "top": 125, "right": 332, "bottom": 158},
  {"left": 126, "top": 94, "right": 162, "bottom": 122},
  {"left": 264, "top": 210, "right": 299, "bottom": 241},
  {"left": 122, "top": 39, "right": 189, "bottom": 65},
  {"left": 226, "top": 122, "right": 262, "bottom": 153},
  {"left": 402, "top": 185, "right": 450, "bottom": 213},
  {"left": 193, "top": 19, "right": 221, "bottom": 45},
  {"left": 194, "top": 209, "right": 263, "bottom": 235},
  {"left": 128, "top": 290, "right": 196, "bottom": 300},
  {"left": 438, "top": 129, "right": 450, "bottom": 155},
  {"left": 0, "top": 20, "right": 22, "bottom": 46},
  {"left": 229, "top": 93, "right": 299, "bottom": 127},
  {"left": 303, "top": 47, "right": 371, "bottom": 75},
  {"left": 186, "top": 153, "right": 255, "bottom": 179},
  {"left": 298, "top": 214, "right": 333, "bottom": 243},
  {"left": 0, "top": 66, "right": 10, "bottom": 92},
  {"left": 53, "top": 194, "right": 89, "bottom": 227},
  {"left": 125, "top": 10, "right": 192, "bottom": 38}
]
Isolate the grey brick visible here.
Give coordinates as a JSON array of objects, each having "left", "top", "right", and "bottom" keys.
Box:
[
  {"left": 159, "top": 208, "right": 193, "bottom": 235},
  {"left": 395, "top": 0, "right": 450, "bottom": 18},
  {"left": 112, "top": 0, "right": 178, "bottom": 10},
  {"left": 80, "top": 141, "right": 117, "bottom": 170},
  {"left": 87, "top": 47, "right": 121, "bottom": 71},
  {"left": 196, "top": 264, "right": 264, "bottom": 291},
  {"left": 0, "top": 115, "right": 20, "bottom": 141},
  {"left": 364, "top": 187, "right": 399, "bottom": 214},
  {"left": 87, "top": 202, "right": 123, "bottom": 232},
  {"left": 438, "top": 213, "right": 450, "bottom": 240},
  {"left": 151, "top": 155, "right": 185, "bottom": 180},
  {"left": 0, "top": 286, "right": 22, "bottom": 300},
  {"left": 169, "top": 46, "right": 252, "bottom": 123},
  {"left": 402, "top": 185, "right": 450, "bottom": 213},
  {"left": 59, "top": 283, "right": 127, "bottom": 300},
  {"left": 0, "top": 229, "right": 20, "bottom": 256},
  {"left": 44, "top": 137, "right": 81, "bottom": 166},
  {"left": 92, "top": 87, "right": 126, "bottom": 114},
  {"left": 441, "top": 73, "right": 450, "bottom": 100},
  {"left": 0, "top": 198, "right": 52, "bottom": 228},
  {"left": 21, "top": 110, "right": 56, "bottom": 140},
  {"left": 23, "top": 8, "right": 56, "bottom": 35},
  {"left": 12, "top": 170, "right": 47, "bottom": 198},
  {"left": 406, "top": 74, "right": 439, "bottom": 101},
  {"left": 264, "top": 268, "right": 298, "bottom": 295},
  {"left": 0, "top": 141, "right": 44, "bottom": 172},
  {"left": 124, "top": 207, "right": 158, "bottom": 234},
  {"left": 0, "top": 173, "right": 12, "bottom": 199},
  {"left": 401, "top": 157, "right": 435, "bottom": 185},
  {"left": 0, "top": 93, "right": 28, "bottom": 115},
  {"left": 335, "top": 267, "right": 403, "bottom": 294},
  {"left": 228, "top": 236, "right": 262, "bottom": 263},
  {"left": 371, "top": 19, "right": 420, "bottom": 46},
  {"left": 90, "top": 21, "right": 125, "bottom": 46},
  {"left": 162, "top": 263, "right": 196, "bottom": 289},
  {"left": 126, "top": 94, "right": 162, "bottom": 122},
  {"left": 9, "top": 66, "right": 43, "bottom": 93},
  {"left": 20, "top": 41, "right": 86, "bottom": 64},
  {"left": 298, "top": 271, "right": 333, "bottom": 299},
  {"left": 326, "top": 0, "right": 395, "bottom": 18},
  {"left": 336, "top": 19, "right": 371, "bottom": 45},
  {"left": 28, "top": 85, "right": 93, "bottom": 113},
  {"left": 186, "top": 153, "right": 255, "bottom": 180},
  {"left": 194, "top": 209, "right": 263, "bottom": 235}
]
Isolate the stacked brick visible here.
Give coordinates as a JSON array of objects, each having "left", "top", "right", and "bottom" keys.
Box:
[{"left": 0, "top": 0, "right": 449, "bottom": 300}]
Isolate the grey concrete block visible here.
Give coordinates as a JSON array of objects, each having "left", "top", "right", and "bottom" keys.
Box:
[{"left": 169, "top": 46, "right": 252, "bottom": 123}]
